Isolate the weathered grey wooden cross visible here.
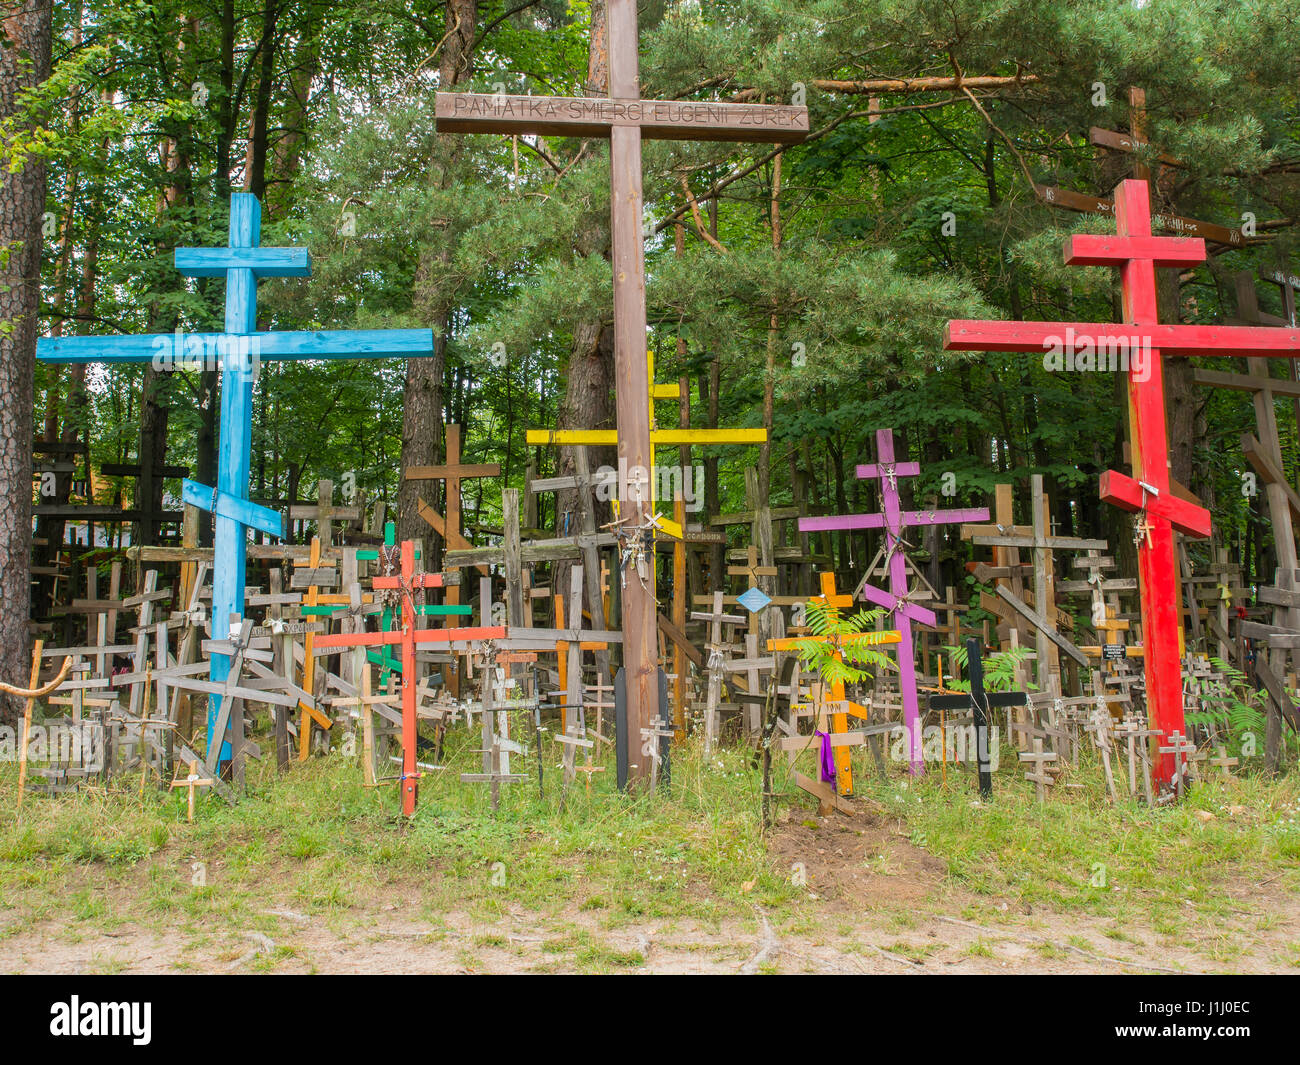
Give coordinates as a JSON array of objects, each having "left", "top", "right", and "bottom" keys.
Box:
[
  {"left": 435, "top": 0, "right": 808, "bottom": 787},
  {"left": 962, "top": 474, "right": 1106, "bottom": 686}
]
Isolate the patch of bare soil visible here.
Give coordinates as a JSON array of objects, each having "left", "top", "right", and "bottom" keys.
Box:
[{"left": 766, "top": 810, "right": 948, "bottom": 910}]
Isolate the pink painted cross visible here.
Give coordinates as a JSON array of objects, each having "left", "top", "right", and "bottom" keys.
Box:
[
  {"left": 800, "top": 428, "right": 989, "bottom": 771},
  {"left": 945, "top": 178, "right": 1300, "bottom": 786}
]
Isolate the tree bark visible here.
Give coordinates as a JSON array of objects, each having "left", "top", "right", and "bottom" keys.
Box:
[
  {"left": 0, "top": 0, "right": 52, "bottom": 722},
  {"left": 398, "top": 0, "right": 477, "bottom": 549},
  {"left": 244, "top": 0, "right": 280, "bottom": 201}
]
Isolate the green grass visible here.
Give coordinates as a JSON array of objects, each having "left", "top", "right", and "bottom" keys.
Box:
[
  {"left": 0, "top": 726, "right": 1297, "bottom": 971},
  {"left": 0, "top": 730, "right": 792, "bottom": 944},
  {"left": 851, "top": 742, "right": 1300, "bottom": 931}
]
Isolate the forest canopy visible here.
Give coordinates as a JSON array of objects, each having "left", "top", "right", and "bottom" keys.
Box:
[{"left": 30, "top": 0, "right": 1300, "bottom": 586}]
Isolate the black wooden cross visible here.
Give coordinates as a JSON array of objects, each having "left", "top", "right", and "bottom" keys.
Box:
[
  {"left": 435, "top": 0, "right": 807, "bottom": 788},
  {"left": 929, "top": 637, "right": 1028, "bottom": 798}
]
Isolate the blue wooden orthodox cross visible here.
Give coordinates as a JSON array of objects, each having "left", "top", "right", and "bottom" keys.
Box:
[{"left": 38, "top": 194, "right": 433, "bottom": 761}]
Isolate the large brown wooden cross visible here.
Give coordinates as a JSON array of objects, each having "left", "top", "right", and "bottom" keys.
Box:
[
  {"left": 406, "top": 423, "right": 499, "bottom": 567},
  {"left": 1194, "top": 274, "right": 1300, "bottom": 613},
  {"left": 961, "top": 475, "right": 1105, "bottom": 687},
  {"left": 436, "top": 0, "right": 807, "bottom": 785}
]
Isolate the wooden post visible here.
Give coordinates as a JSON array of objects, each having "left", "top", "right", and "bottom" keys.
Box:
[
  {"left": 437, "top": 0, "right": 806, "bottom": 787},
  {"left": 297, "top": 538, "right": 327, "bottom": 760},
  {"left": 672, "top": 493, "right": 687, "bottom": 737},
  {"left": 503, "top": 489, "right": 525, "bottom": 627},
  {"left": 15, "top": 640, "right": 44, "bottom": 809}
]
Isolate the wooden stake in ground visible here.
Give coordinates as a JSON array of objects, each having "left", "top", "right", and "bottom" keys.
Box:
[
  {"left": 1018, "top": 735, "right": 1058, "bottom": 802},
  {"left": 15, "top": 639, "right": 45, "bottom": 808},
  {"left": 1086, "top": 672, "right": 1120, "bottom": 803},
  {"left": 170, "top": 758, "right": 216, "bottom": 822}
]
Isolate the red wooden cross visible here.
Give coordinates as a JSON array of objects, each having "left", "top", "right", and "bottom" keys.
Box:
[
  {"left": 945, "top": 178, "right": 1300, "bottom": 787},
  {"left": 315, "top": 539, "right": 505, "bottom": 815}
]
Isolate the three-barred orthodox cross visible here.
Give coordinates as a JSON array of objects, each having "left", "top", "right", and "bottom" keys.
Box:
[
  {"left": 945, "top": 178, "right": 1300, "bottom": 787},
  {"left": 37, "top": 193, "right": 434, "bottom": 763},
  {"left": 798, "top": 429, "right": 989, "bottom": 773},
  {"left": 436, "top": 0, "right": 808, "bottom": 787},
  {"left": 767, "top": 571, "right": 902, "bottom": 797}
]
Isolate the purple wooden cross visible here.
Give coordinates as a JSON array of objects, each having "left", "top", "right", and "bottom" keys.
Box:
[{"left": 800, "top": 429, "right": 989, "bottom": 772}]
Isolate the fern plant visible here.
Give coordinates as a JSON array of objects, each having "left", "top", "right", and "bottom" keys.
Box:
[
  {"left": 1185, "top": 657, "right": 1267, "bottom": 745},
  {"left": 940, "top": 643, "right": 1037, "bottom": 694},
  {"left": 792, "top": 602, "right": 896, "bottom": 689}
]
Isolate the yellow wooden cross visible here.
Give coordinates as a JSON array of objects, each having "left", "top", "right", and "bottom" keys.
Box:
[
  {"left": 1079, "top": 604, "right": 1145, "bottom": 670},
  {"left": 527, "top": 351, "right": 767, "bottom": 448},
  {"left": 526, "top": 350, "right": 766, "bottom": 540},
  {"left": 296, "top": 537, "right": 335, "bottom": 760},
  {"left": 767, "top": 572, "right": 901, "bottom": 796}
]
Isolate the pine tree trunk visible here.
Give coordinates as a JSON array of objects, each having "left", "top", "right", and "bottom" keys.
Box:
[
  {"left": 551, "top": 0, "right": 618, "bottom": 604},
  {"left": 398, "top": 0, "right": 477, "bottom": 549},
  {"left": 33, "top": 37, "right": 79, "bottom": 607},
  {"left": 244, "top": 0, "right": 280, "bottom": 201},
  {"left": 0, "top": 0, "right": 52, "bottom": 723}
]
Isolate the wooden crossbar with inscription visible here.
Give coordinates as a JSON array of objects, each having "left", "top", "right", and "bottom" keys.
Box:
[{"left": 436, "top": 94, "right": 808, "bottom": 143}]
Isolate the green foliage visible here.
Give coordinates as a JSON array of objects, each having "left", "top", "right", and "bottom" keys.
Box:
[
  {"left": 792, "top": 602, "right": 895, "bottom": 689},
  {"left": 1186, "top": 658, "right": 1269, "bottom": 748},
  {"left": 24, "top": 0, "right": 1300, "bottom": 576},
  {"left": 941, "top": 643, "right": 1036, "bottom": 694}
]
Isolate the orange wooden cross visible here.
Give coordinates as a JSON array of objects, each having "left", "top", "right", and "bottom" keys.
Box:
[{"left": 767, "top": 572, "right": 901, "bottom": 795}]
